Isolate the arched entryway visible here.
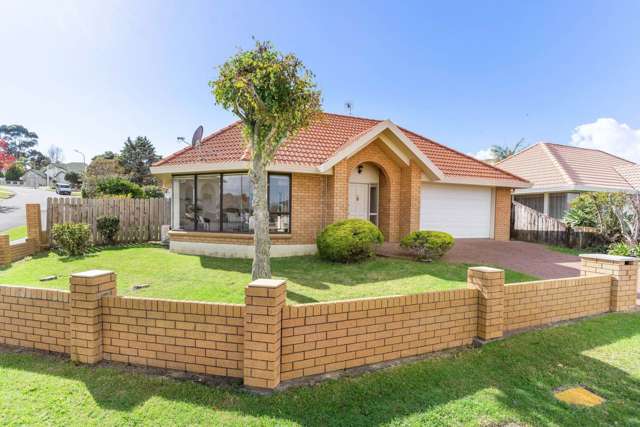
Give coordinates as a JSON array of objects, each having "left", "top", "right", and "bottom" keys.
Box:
[{"left": 348, "top": 163, "right": 380, "bottom": 226}]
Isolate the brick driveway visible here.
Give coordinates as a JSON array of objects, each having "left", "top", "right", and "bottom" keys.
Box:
[{"left": 441, "top": 239, "right": 581, "bottom": 279}]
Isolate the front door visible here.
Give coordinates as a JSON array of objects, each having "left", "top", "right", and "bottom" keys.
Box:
[{"left": 349, "top": 183, "right": 369, "bottom": 220}]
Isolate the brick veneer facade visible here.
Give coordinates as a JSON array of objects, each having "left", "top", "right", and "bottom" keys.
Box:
[
  {"left": 494, "top": 187, "right": 511, "bottom": 241},
  {"left": 1, "top": 254, "right": 634, "bottom": 391}
]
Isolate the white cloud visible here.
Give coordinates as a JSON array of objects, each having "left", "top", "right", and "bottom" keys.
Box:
[
  {"left": 470, "top": 148, "right": 493, "bottom": 161},
  {"left": 570, "top": 118, "right": 640, "bottom": 163}
]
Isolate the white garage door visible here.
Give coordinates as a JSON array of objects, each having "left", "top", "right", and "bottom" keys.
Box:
[{"left": 420, "top": 183, "right": 493, "bottom": 238}]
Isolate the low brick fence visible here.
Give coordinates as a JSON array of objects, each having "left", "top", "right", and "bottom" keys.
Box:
[
  {"left": 0, "top": 204, "right": 46, "bottom": 267},
  {"left": 0, "top": 254, "right": 637, "bottom": 391}
]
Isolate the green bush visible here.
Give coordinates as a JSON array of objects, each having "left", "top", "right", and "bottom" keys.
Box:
[
  {"left": 400, "top": 230, "right": 454, "bottom": 261},
  {"left": 142, "top": 185, "right": 164, "bottom": 198},
  {"left": 50, "top": 223, "right": 91, "bottom": 256},
  {"left": 5, "top": 164, "right": 24, "bottom": 181},
  {"left": 96, "top": 177, "right": 143, "bottom": 198},
  {"left": 608, "top": 242, "right": 640, "bottom": 257},
  {"left": 316, "top": 219, "right": 384, "bottom": 263},
  {"left": 96, "top": 216, "right": 120, "bottom": 244}
]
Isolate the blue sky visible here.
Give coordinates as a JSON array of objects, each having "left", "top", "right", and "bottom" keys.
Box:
[{"left": 2, "top": 0, "right": 640, "bottom": 163}]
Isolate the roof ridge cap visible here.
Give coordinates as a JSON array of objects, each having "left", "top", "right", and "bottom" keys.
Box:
[{"left": 540, "top": 143, "right": 575, "bottom": 185}]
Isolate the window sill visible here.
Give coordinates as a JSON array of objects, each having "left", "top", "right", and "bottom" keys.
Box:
[{"left": 168, "top": 230, "right": 293, "bottom": 240}]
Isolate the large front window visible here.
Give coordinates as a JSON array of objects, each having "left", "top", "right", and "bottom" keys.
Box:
[{"left": 172, "top": 173, "right": 291, "bottom": 234}]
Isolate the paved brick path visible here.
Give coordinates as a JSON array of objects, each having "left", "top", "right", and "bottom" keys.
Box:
[{"left": 379, "top": 239, "right": 582, "bottom": 279}]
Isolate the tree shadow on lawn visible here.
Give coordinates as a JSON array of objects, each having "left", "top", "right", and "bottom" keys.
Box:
[{"left": 1, "top": 313, "right": 639, "bottom": 426}]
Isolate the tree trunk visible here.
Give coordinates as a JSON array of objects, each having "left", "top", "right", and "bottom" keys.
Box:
[{"left": 250, "top": 153, "right": 272, "bottom": 280}]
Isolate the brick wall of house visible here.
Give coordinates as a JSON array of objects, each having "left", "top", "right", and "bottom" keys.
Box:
[
  {"left": 399, "top": 160, "right": 422, "bottom": 238},
  {"left": 279, "top": 289, "right": 479, "bottom": 381},
  {"left": 504, "top": 275, "right": 612, "bottom": 331},
  {"left": 102, "top": 296, "right": 244, "bottom": 377},
  {"left": 494, "top": 187, "right": 511, "bottom": 241},
  {"left": 0, "top": 286, "right": 70, "bottom": 353}
]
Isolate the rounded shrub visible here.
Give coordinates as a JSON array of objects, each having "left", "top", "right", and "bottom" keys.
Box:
[
  {"left": 96, "top": 215, "right": 120, "bottom": 244},
  {"left": 142, "top": 185, "right": 164, "bottom": 198},
  {"left": 317, "top": 219, "right": 384, "bottom": 263},
  {"left": 51, "top": 223, "right": 92, "bottom": 256},
  {"left": 96, "top": 177, "right": 143, "bottom": 198},
  {"left": 400, "top": 230, "right": 454, "bottom": 262}
]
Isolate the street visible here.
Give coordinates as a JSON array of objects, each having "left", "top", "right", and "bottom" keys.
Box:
[{"left": 0, "top": 186, "right": 70, "bottom": 231}]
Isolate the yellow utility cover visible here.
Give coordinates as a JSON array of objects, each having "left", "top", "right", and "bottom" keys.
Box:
[{"left": 554, "top": 386, "right": 604, "bottom": 407}]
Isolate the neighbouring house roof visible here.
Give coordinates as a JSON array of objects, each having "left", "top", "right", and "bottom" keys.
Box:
[
  {"left": 497, "top": 142, "right": 639, "bottom": 194},
  {"left": 24, "top": 169, "right": 46, "bottom": 178},
  {"left": 152, "top": 112, "right": 528, "bottom": 187},
  {"left": 49, "top": 162, "right": 85, "bottom": 174}
]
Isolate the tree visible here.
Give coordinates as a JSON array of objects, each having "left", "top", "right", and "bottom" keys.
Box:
[
  {"left": 120, "top": 136, "right": 161, "bottom": 185},
  {"left": 64, "top": 171, "right": 82, "bottom": 187},
  {"left": 210, "top": 40, "right": 321, "bottom": 279},
  {"left": 85, "top": 157, "right": 125, "bottom": 178},
  {"left": 26, "top": 149, "right": 49, "bottom": 170},
  {"left": 491, "top": 138, "right": 526, "bottom": 162},
  {"left": 92, "top": 151, "right": 117, "bottom": 161},
  {"left": 0, "top": 138, "right": 16, "bottom": 171},
  {"left": 47, "top": 145, "right": 64, "bottom": 164},
  {"left": 5, "top": 163, "right": 25, "bottom": 181},
  {"left": 0, "top": 125, "right": 38, "bottom": 159}
]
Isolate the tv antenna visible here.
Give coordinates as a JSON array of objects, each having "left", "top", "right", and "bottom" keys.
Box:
[{"left": 344, "top": 101, "right": 354, "bottom": 115}]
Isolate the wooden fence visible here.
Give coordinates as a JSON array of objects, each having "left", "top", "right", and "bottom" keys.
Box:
[
  {"left": 511, "top": 201, "right": 603, "bottom": 248},
  {"left": 46, "top": 197, "right": 171, "bottom": 244}
]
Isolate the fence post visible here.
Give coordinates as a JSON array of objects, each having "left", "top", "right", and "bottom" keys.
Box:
[
  {"left": 243, "top": 279, "right": 287, "bottom": 390},
  {"left": 69, "top": 270, "right": 117, "bottom": 364},
  {"left": 580, "top": 254, "right": 638, "bottom": 312},
  {"left": 0, "top": 235, "right": 10, "bottom": 267},
  {"left": 26, "top": 203, "right": 42, "bottom": 250},
  {"left": 468, "top": 267, "right": 505, "bottom": 342}
]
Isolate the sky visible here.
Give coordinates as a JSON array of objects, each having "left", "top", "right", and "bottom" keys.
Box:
[{"left": 2, "top": 0, "right": 640, "bottom": 164}]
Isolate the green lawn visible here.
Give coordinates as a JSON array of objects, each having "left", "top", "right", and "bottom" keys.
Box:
[
  {"left": 546, "top": 245, "right": 583, "bottom": 256},
  {"left": 1, "top": 312, "right": 638, "bottom": 426},
  {"left": 0, "top": 225, "right": 27, "bottom": 242},
  {"left": 0, "top": 244, "right": 536, "bottom": 304},
  {"left": 0, "top": 186, "right": 14, "bottom": 199}
]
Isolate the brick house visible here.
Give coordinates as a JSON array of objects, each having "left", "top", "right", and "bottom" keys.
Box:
[{"left": 150, "top": 113, "right": 529, "bottom": 257}]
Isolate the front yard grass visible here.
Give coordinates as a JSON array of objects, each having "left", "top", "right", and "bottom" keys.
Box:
[
  {"left": 1, "top": 312, "right": 638, "bottom": 426},
  {"left": 0, "top": 225, "right": 27, "bottom": 242},
  {"left": 0, "top": 244, "right": 536, "bottom": 304},
  {"left": 0, "top": 186, "right": 14, "bottom": 199}
]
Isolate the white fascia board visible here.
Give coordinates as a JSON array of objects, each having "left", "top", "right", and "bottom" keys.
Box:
[
  {"left": 317, "top": 120, "right": 444, "bottom": 180},
  {"left": 422, "top": 174, "right": 531, "bottom": 188},
  {"left": 150, "top": 162, "right": 329, "bottom": 175},
  {"left": 513, "top": 185, "right": 636, "bottom": 195}
]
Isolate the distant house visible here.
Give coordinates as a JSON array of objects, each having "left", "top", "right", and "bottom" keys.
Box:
[
  {"left": 44, "top": 162, "right": 85, "bottom": 186},
  {"left": 497, "top": 142, "right": 640, "bottom": 219},
  {"left": 22, "top": 169, "right": 47, "bottom": 187}
]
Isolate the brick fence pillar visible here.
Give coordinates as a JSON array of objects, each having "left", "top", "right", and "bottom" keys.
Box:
[
  {"left": 69, "top": 270, "right": 117, "bottom": 364},
  {"left": 468, "top": 266, "right": 505, "bottom": 341},
  {"left": 580, "top": 254, "right": 638, "bottom": 312},
  {"left": 244, "top": 279, "right": 287, "bottom": 390},
  {"left": 0, "top": 235, "right": 10, "bottom": 267},
  {"left": 26, "top": 203, "right": 42, "bottom": 250}
]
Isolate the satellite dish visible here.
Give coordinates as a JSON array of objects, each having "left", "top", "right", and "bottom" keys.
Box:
[{"left": 191, "top": 125, "right": 204, "bottom": 147}]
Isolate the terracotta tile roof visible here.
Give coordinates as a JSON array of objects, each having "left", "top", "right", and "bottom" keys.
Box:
[
  {"left": 155, "top": 112, "right": 525, "bottom": 182},
  {"left": 498, "top": 142, "right": 637, "bottom": 190}
]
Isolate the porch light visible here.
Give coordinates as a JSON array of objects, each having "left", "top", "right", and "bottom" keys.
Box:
[{"left": 357, "top": 164, "right": 363, "bottom": 174}]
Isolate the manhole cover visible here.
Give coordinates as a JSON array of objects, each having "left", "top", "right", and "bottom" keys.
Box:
[{"left": 554, "top": 386, "right": 604, "bottom": 407}]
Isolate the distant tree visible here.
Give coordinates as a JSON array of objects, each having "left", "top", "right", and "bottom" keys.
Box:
[
  {"left": 64, "top": 171, "right": 82, "bottom": 187},
  {"left": 47, "top": 145, "right": 64, "bottom": 164},
  {"left": 5, "top": 163, "right": 25, "bottom": 181},
  {"left": 120, "top": 136, "right": 161, "bottom": 185},
  {"left": 91, "top": 151, "right": 118, "bottom": 161},
  {"left": 0, "top": 138, "right": 16, "bottom": 171},
  {"left": 0, "top": 125, "right": 39, "bottom": 159},
  {"left": 26, "top": 149, "right": 49, "bottom": 170},
  {"left": 491, "top": 138, "right": 526, "bottom": 162},
  {"left": 210, "top": 40, "right": 321, "bottom": 279},
  {"left": 85, "top": 157, "right": 125, "bottom": 178}
]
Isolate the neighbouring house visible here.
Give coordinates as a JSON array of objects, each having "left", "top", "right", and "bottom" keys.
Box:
[
  {"left": 497, "top": 142, "right": 640, "bottom": 219},
  {"left": 22, "top": 169, "right": 47, "bottom": 187},
  {"left": 150, "top": 113, "right": 529, "bottom": 258},
  {"left": 44, "top": 162, "right": 85, "bottom": 187}
]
